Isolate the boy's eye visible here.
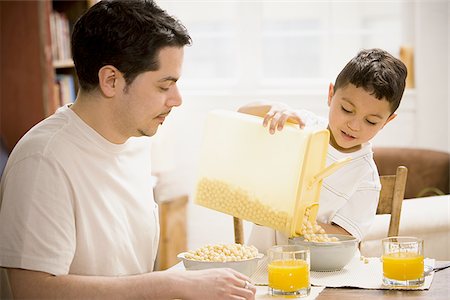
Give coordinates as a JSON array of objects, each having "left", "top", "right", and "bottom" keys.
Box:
[
  {"left": 366, "top": 119, "right": 377, "bottom": 125},
  {"left": 341, "top": 106, "right": 352, "bottom": 113},
  {"left": 159, "top": 86, "right": 169, "bottom": 92}
]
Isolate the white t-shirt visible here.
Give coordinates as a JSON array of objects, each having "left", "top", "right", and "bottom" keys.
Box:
[
  {"left": 0, "top": 105, "right": 160, "bottom": 276},
  {"left": 248, "top": 109, "right": 380, "bottom": 252}
]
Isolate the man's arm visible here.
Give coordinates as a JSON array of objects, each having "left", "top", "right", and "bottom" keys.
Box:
[{"left": 7, "top": 267, "right": 256, "bottom": 300}]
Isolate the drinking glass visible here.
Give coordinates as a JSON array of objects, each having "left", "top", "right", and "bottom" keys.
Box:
[
  {"left": 267, "top": 245, "right": 310, "bottom": 297},
  {"left": 382, "top": 236, "right": 424, "bottom": 287}
]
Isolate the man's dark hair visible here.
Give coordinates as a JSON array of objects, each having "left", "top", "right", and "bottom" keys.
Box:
[
  {"left": 334, "top": 48, "right": 407, "bottom": 114},
  {"left": 72, "top": 0, "right": 192, "bottom": 91}
]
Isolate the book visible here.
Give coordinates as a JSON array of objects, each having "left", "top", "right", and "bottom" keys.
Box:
[{"left": 55, "top": 74, "right": 76, "bottom": 105}]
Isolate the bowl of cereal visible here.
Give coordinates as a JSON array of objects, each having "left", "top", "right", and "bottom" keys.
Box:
[
  {"left": 177, "top": 244, "right": 263, "bottom": 276},
  {"left": 288, "top": 234, "right": 359, "bottom": 271}
]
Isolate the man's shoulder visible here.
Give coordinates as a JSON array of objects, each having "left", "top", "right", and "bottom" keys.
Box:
[{"left": 9, "top": 112, "right": 72, "bottom": 162}]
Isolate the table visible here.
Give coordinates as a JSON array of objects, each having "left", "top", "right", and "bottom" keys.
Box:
[
  {"left": 316, "top": 264, "right": 449, "bottom": 299},
  {"left": 255, "top": 261, "right": 449, "bottom": 299}
]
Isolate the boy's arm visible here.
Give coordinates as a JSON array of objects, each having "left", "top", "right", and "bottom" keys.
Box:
[
  {"left": 318, "top": 222, "right": 352, "bottom": 236},
  {"left": 238, "top": 101, "right": 305, "bottom": 133},
  {"left": 237, "top": 101, "right": 274, "bottom": 117},
  {"left": 7, "top": 267, "right": 256, "bottom": 300}
]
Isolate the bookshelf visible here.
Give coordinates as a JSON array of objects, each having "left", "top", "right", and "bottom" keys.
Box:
[
  {"left": 0, "top": 0, "right": 90, "bottom": 152},
  {"left": 51, "top": 1, "right": 91, "bottom": 111}
]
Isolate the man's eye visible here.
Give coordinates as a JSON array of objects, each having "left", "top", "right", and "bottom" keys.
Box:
[{"left": 160, "top": 87, "right": 169, "bottom": 91}]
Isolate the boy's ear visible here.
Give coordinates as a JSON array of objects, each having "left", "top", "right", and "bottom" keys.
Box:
[
  {"left": 98, "top": 65, "right": 120, "bottom": 98},
  {"left": 327, "top": 83, "right": 334, "bottom": 106},
  {"left": 382, "top": 113, "right": 397, "bottom": 129}
]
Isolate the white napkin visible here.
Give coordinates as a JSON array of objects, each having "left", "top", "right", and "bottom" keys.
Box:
[{"left": 251, "top": 255, "right": 435, "bottom": 290}]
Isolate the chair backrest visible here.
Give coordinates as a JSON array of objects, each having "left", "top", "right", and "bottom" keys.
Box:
[
  {"left": 374, "top": 147, "right": 448, "bottom": 198},
  {"left": 233, "top": 165, "right": 408, "bottom": 243},
  {"left": 234, "top": 217, "right": 244, "bottom": 244},
  {"left": 377, "top": 165, "right": 408, "bottom": 237}
]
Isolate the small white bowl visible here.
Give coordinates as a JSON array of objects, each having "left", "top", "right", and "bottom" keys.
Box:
[
  {"left": 177, "top": 252, "right": 264, "bottom": 276},
  {"left": 288, "top": 234, "right": 359, "bottom": 272}
]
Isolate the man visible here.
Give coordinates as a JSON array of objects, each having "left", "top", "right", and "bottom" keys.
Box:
[{"left": 0, "top": 1, "right": 256, "bottom": 299}]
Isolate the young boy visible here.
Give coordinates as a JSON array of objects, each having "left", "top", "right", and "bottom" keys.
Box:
[{"left": 238, "top": 48, "right": 407, "bottom": 252}]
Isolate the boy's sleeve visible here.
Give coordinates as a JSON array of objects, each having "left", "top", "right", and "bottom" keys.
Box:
[
  {"left": 331, "top": 186, "right": 380, "bottom": 240},
  {"left": 295, "top": 109, "right": 328, "bottom": 129}
]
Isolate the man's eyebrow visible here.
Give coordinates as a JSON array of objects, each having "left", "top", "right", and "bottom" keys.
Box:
[{"left": 158, "top": 76, "right": 178, "bottom": 83}]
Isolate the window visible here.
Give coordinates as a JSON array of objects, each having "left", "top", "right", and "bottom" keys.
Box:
[{"left": 158, "top": 0, "right": 408, "bottom": 92}]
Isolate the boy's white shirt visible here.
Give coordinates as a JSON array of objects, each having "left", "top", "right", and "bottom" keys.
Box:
[
  {"left": 248, "top": 109, "right": 381, "bottom": 252},
  {"left": 0, "top": 105, "right": 160, "bottom": 276}
]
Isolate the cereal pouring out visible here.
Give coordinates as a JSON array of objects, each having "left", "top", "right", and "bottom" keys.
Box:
[{"left": 298, "top": 206, "right": 339, "bottom": 242}]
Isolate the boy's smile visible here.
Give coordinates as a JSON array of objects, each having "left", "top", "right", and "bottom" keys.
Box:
[{"left": 327, "top": 83, "right": 396, "bottom": 153}]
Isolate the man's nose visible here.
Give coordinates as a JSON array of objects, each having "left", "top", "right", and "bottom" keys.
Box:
[{"left": 168, "top": 85, "right": 182, "bottom": 107}]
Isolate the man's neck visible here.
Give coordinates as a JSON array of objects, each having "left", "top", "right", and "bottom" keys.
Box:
[{"left": 70, "top": 93, "right": 128, "bottom": 144}]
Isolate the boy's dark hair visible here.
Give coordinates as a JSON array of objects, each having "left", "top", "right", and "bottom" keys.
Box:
[
  {"left": 72, "top": 0, "right": 192, "bottom": 91},
  {"left": 334, "top": 48, "right": 407, "bottom": 114}
]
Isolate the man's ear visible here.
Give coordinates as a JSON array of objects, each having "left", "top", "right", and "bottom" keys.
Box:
[
  {"left": 98, "top": 66, "right": 119, "bottom": 97},
  {"left": 327, "top": 83, "right": 334, "bottom": 107},
  {"left": 381, "top": 113, "right": 397, "bottom": 129}
]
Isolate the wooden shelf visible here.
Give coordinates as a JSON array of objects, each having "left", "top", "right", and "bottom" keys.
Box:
[{"left": 0, "top": 0, "right": 88, "bottom": 151}]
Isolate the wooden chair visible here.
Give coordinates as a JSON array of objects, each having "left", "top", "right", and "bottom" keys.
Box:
[
  {"left": 377, "top": 165, "right": 408, "bottom": 237},
  {"left": 233, "top": 165, "right": 408, "bottom": 243},
  {"left": 234, "top": 217, "right": 244, "bottom": 244}
]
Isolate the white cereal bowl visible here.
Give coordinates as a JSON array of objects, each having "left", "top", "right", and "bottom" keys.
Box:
[
  {"left": 288, "top": 234, "right": 359, "bottom": 272},
  {"left": 177, "top": 252, "right": 264, "bottom": 276}
]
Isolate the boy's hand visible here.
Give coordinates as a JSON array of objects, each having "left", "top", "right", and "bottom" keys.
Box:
[{"left": 263, "top": 103, "right": 305, "bottom": 134}]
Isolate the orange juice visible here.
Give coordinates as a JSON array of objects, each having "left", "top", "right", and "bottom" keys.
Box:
[
  {"left": 268, "top": 259, "right": 309, "bottom": 292},
  {"left": 382, "top": 252, "right": 424, "bottom": 281}
]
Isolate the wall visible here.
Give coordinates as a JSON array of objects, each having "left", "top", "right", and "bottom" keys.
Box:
[{"left": 415, "top": 2, "right": 449, "bottom": 152}]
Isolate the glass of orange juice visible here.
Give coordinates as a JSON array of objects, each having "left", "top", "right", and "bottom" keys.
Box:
[
  {"left": 382, "top": 236, "right": 425, "bottom": 287},
  {"left": 267, "top": 245, "right": 310, "bottom": 297}
]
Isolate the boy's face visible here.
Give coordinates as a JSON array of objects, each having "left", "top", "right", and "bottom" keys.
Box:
[
  {"left": 114, "top": 46, "right": 184, "bottom": 138},
  {"left": 327, "top": 83, "right": 396, "bottom": 152}
]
